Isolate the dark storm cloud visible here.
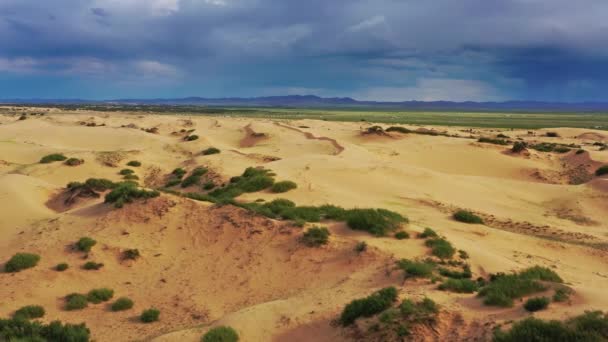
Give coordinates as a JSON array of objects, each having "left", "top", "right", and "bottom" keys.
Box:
[{"left": 0, "top": 0, "right": 607, "bottom": 100}]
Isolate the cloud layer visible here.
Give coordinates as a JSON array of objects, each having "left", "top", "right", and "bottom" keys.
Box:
[{"left": 1, "top": 0, "right": 607, "bottom": 100}]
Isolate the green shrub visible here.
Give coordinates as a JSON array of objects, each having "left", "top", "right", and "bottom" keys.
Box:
[
  {"left": 554, "top": 146, "right": 571, "bottom": 153},
  {"left": 453, "top": 210, "right": 483, "bottom": 224},
  {"left": 478, "top": 137, "right": 509, "bottom": 145},
  {"left": 524, "top": 297, "right": 550, "bottom": 312},
  {"left": 425, "top": 238, "right": 456, "bottom": 259},
  {"left": 65, "top": 158, "right": 84, "bottom": 166},
  {"left": 104, "top": 182, "right": 159, "bottom": 208},
  {"left": 140, "top": 308, "right": 160, "bottom": 323},
  {"left": 346, "top": 208, "right": 407, "bottom": 236},
  {"left": 458, "top": 250, "right": 469, "bottom": 259},
  {"left": 399, "top": 298, "right": 439, "bottom": 324},
  {"left": 14, "top": 305, "right": 45, "bottom": 320},
  {"left": 596, "top": 165, "right": 608, "bottom": 176},
  {"left": 478, "top": 266, "right": 561, "bottom": 307},
  {"left": 419, "top": 228, "right": 438, "bottom": 239},
  {"left": 111, "top": 297, "right": 134, "bottom": 311},
  {"left": 65, "top": 294, "right": 88, "bottom": 310},
  {"left": 78, "top": 178, "right": 116, "bottom": 191},
  {"left": 394, "top": 231, "right": 409, "bottom": 240},
  {"left": 172, "top": 168, "right": 187, "bottom": 178},
  {"left": 576, "top": 149, "right": 586, "bottom": 155},
  {"left": 438, "top": 279, "right": 478, "bottom": 293},
  {"left": 40, "top": 153, "right": 67, "bottom": 163},
  {"left": 82, "top": 262, "right": 104, "bottom": 270},
  {"left": 0, "top": 318, "right": 90, "bottom": 341},
  {"left": 127, "top": 160, "right": 141, "bottom": 167},
  {"left": 438, "top": 265, "right": 472, "bottom": 279},
  {"left": 386, "top": 126, "right": 411, "bottom": 134},
  {"left": 493, "top": 312, "right": 608, "bottom": 341},
  {"left": 302, "top": 226, "right": 330, "bottom": 247},
  {"left": 355, "top": 241, "right": 368, "bottom": 253},
  {"left": 397, "top": 259, "right": 435, "bottom": 278},
  {"left": 203, "top": 181, "right": 216, "bottom": 190},
  {"left": 123, "top": 174, "right": 139, "bottom": 181},
  {"left": 87, "top": 288, "right": 114, "bottom": 304},
  {"left": 123, "top": 249, "right": 140, "bottom": 260},
  {"left": 202, "top": 326, "right": 239, "bottom": 342},
  {"left": 271, "top": 180, "right": 297, "bottom": 193},
  {"left": 202, "top": 147, "right": 221, "bottom": 155},
  {"left": 165, "top": 178, "right": 181, "bottom": 187},
  {"left": 339, "top": 287, "right": 398, "bottom": 326},
  {"left": 119, "top": 168, "right": 134, "bottom": 175},
  {"left": 184, "top": 135, "right": 199, "bottom": 141},
  {"left": 553, "top": 287, "right": 573, "bottom": 302},
  {"left": 55, "top": 263, "right": 69, "bottom": 271},
  {"left": 511, "top": 141, "right": 527, "bottom": 153},
  {"left": 76, "top": 237, "right": 97, "bottom": 252},
  {"left": 181, "top": 175, "right": 201, "bottom": 188},
  {"left": 5, "top": 253, "right": 40, "bottom": 272}
]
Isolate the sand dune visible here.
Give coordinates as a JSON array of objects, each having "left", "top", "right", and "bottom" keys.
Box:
[{"left": 1, "top": 110, "right": 607, "bottom": 341}]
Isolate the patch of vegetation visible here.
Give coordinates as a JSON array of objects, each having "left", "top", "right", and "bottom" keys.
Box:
[
  {"left": 40, "top": 153, "right": 67, "bottom": 163},
  {"left": 511, "top": 141, "right": 527, "bottom": 153},
  {"left": 0, "top": 318, "right": 90, "bottom": 341},
  {"left": 140, "top": 308, "right": 160, "bottom": 323},
  {"left": 184, "top": 134, "right": 199, "bottom": 141},
  {"left": 478, "top": 266, "right": 562, "bottom": 307},
  {"left": 55, "top": 263, "right": 69, "bottom": 271},
  {"left": 438, "top": 278, "right": 478, "bottom": 293},
  {"left": 87, "top": 288, "right": 114, "bottom": 304},
  {"left": 355, "top": 241, "right": 368, "bottom": 253},
  {"left": 119, "top": 168, "right": 134, "bottom": 175},
  {"left": 386, "top": 126, "right": 412, "bottom": 134},
  {"left": 458, "top": 250, "right": 469, "bottom": 259},
  {"left": 122, "top": 249, "right": 140, "bottom": 260},
  {"left": 302, "top": 226, "right": 330, "bottom": 247},
  {"left": 478, "top": 137, "right": 510, "bottom": 145},
  {"left": 394, "top": 231, "right": 409, "bottom": 240},
  {"left": 123, "top": 174, "right": 139, "bottom": 181},
  {"left": 76, "top": 237, "right": 97, "bottom": 252},
  {"left": 181, "top": 167, "right": 208, "bottom": 188},
  {"left": 339, "top": 287, "right": 398, "bottom": 326},
  {"left": 346, "top": 208, "right": 407, "bottom": 236},
  {"left": 453, "top": 210, "right": 483, "bottom": 224},
  {"left": 104, "top": 182, "right": 160, "bottom": 208},
  {"left": 530, "top": 142, "right": 574, "bottom": 154},
  {"left": 202, "top": 147, "right": 221, "bottom": 155},
  {"left": 546, "top": 132, "right": 560, "bottom": 137},
  {"left": 68, "top": 178, "right": 117, "bottom": 192},
  {"left": 438, "top": 265, "right": 472, "bottom": 279},
  {"left": 111, "top": 297, "right": 134, "bottom": 311},
  {"left": 271, "top": 180, "right": 297, "bottom": 193},
  {"left": 14, "top": 305, "right": 45, "bottom": 320},
  {"left": 172, "top": 167, "right": 187, "bottom": 178},
  {"left": 493, "top": 311, "right": 608, "bottom": 342},
  {"left": 399, "top": 297, "right": 439, "bottom": 323},
  {"left": 596, "top": 165, "right": 608, "bottom": 176},
  {"left": 127, "top": 160, "right": 141, "bottom": 167},
  {"left": 82, "top": 262, "right": 104, "bottom": 270},
  {"left": 524, "top": 297, "right": 550, "bottom": 312},
  {"left": 165, "top": 178, "right": 181, "bottom": 187},
  {"left": 419, "top": 228, "right": 438, "bottom": 239},
  {"left": 203, "top": 181, "right": 216, "bottom": 190},
  {"left": 553, "top": 287, "right": 573, "bottom": 302},
  {"left": 65, "top": 158, "right": 84, "bottom": 166},
  {"left": 202, "top": 326, "right": 239, "bottom": 342},
  {"left": 576, "top": 149, "right": 586, "bottom": 154},
  {"left": 65, "top": 293, "right": 88, "bottom": 310},
  {"left": 425, "top": 238, "right": 456, "bottom": 259},
  {"left": 397, "top": 259, "right": 435, "bottom": 278},
  {"left": 208, "top": 167, "right": 274, "bottom": 201},
  {"left": 5, "top": 253, "right": 40, "bottom": 272}
]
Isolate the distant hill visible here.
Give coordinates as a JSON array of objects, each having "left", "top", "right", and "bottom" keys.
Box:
[{"left": 3, "top": 95, "right": 608, "bottom": 112}]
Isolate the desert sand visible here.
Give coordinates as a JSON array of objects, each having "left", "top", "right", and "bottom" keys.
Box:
[{"left": 1, "top": 107, "right": 608, "bottom": 341}]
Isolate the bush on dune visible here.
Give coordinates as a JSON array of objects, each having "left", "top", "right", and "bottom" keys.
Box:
[
  {"left": 493, "top": 311, "right": 608, "bottom": 342},
  {"left": 140, "top": 308, "right": 160, "bottom": 323},
  {"left": 438, "top": 279, "right": 478, "bottom": 293},
  {"left": 5, "top": 253, "right": 40, "bottom": 273},
  {"left": 302, "top": 226, "right": 330, "bottom": 247},
  {"left": 340, "top": 287, "right": 398, "bottom": 326},
  {"left": 111, "top": 297, "right": 134, "bottom": 311},
  {"left": 65, "top": 294, "right": 88, "bottom": 310},
  {"left": 397, "top": 259, "right": 435, "bottom": 278},
  {"left": 271, "top": 180, "right": 297, "bottom": 193},
  {"left": 394, "top": 231, "right": 409, "bottom": 240},
  {"left": 524, "top": 297, "right": 550, "bottom": 312},
  {"left": 202, "top": 326, "right": 239, "bottom": 342},
  {"left": 0, "top": 318, "right": 90, "bottom": 342},
  {"left": 453, "top": 210, "right": 483, "bottom": 224},
  {"left": 202, "top": 147, "right": 221, "bottom": 155},
  {"left": 65, "top": 158, "right": 84, "bottom": 166},
  {"left": 55, "top": 263, "right": 69, "bottom": 271},
  {"left": 13, "top": 305, "right": 45, "bottom": 320},
  {"left": 127, "top": 160, "right": 141, "bottom": 167},
  {"left": 82, "top": 262, "right": 104, "bottom": 270},
  {"left": 40, "top": 153, "right": 67, "bottom": 163},
  {"left": 596, "top": 165, "right": 608, "bottom": 176},
  {"left": 104, "top": 182, "right": 159, "bottom": 208},
  {"left": 76, "top": 237, "right": 96, "bottom": 252},
  {"left": 419, "top": 228, "right": 438, "bottom": 239},
  {"left": 346, "top": 208, "right": 407, "bottom": 236},
  {"left": 87, "top": 288, "right": 114, "bottom": 304}
]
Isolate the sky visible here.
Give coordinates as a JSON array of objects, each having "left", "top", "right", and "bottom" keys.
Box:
[{"left": 1, "top": 0, "right": 608, "bottom": 102}]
